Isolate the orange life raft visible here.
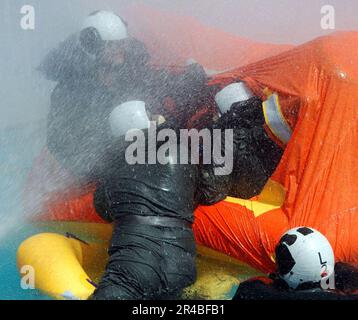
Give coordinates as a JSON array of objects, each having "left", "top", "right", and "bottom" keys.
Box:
[{"left": 24, "top": 4, "right": 358, "bottom": 274}]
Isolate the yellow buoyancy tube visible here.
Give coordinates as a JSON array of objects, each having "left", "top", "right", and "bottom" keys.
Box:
[{"left": 17, "top": 224, "right": 260, "bottom": 300}]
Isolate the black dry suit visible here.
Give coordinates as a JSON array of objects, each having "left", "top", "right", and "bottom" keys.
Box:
[
  {"left": 40, "top": 33, "right": 207, "bottom": 182},
  {"left": 92, "top": 129, "right": 198, "bottom": 300}
]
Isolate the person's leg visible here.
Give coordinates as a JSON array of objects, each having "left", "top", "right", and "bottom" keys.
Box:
[
  {"left": 91, "top": 127, "right": 199, "bottom": 300},
  {"left": 92, "top": 224, "right": 196, "bottom": 300},
  {"left": 159, "top": 227, "right": 196, "bottom": 299}
]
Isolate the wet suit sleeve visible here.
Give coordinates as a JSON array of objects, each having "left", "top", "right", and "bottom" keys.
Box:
[
  {"left": 149, "top": 63, "right": 209, "bottom": 127},
  {"left": 46, "top": 84, "right": 77, "bottom": 170},
  {"left": 46, "top": 83, "right": 90, "bottom": 178},
  {"left": 93, "top": 183, "right": 113, "bottom": 222},
  {"left": 46, "top": 81, "right": 109, "bottom": 181},
  {"left": 38, "top": 33, "right": 94, "bottom": 82}
]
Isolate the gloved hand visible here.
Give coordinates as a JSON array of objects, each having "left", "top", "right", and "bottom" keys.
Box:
[
  {"left": 196, "top": 163, "right": 232, "bottom": 206},
  {"left": 177, "top": 62, "right": 208, "bottom": 103},
  {"left": 184, "top": 61, "right": 207, "bottom": 84},
  {"left": 91, "top": 133, "right": 198, "bottom": 300},
  {"left": 93, "top": 182, "right": 113, "bottom": 223}
]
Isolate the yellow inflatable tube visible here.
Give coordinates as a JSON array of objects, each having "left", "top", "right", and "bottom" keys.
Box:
[
  {"left": 17, "top": 226, "right": 260, "bottom": 300},
  {"left": 17, "top": 233, "right": 106, "bottom": 300}
]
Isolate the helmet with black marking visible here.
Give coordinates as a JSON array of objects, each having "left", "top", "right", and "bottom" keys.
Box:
[{"left": 275, "top": 227, "right": 335, "bottom": 290}]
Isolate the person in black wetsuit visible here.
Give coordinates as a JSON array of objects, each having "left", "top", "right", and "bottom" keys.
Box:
[
  {"left": 39, "top": 10, "right": 209, "bottom": 300},
  {"left": 91, "top": 106, "right": 199, "bottom": 299},
  {"left": 233, "top": 227, "right": 358, "bottom": 300},
  {"left": 89, "top": 82, "right": 283, "bottom": 299},
  {"left": 192, "top": 81, "right": 284, "bottom": 205},
  {"left": 40, "top": 10, "right": 208, "bottom": 182}
]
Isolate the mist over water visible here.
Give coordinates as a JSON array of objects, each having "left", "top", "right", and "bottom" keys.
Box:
[
  {"left": 0, "top": 1, "right": 90, "bottom": 240},
  {"left": 2, "top": 0, "right": 357, "bottom": 126}
]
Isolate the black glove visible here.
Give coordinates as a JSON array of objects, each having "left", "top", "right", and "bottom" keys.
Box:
[
  {"left": 93, "top": 183, "right": 113, "bottom": 222},
  {"left": 167, "top": 62, "right": 208, "bottom": 125},
  {"left": 91, "top": 133, "right": 198, "bottom": 300},
  {"left": 183, "top": 62, "right": 208, "bottom": 85},
  {"left": 196, "top": 163, "right": 232, "bottom": 206},
  {"left": 175, "top": 62, "right": 208, "bottom": 105}
]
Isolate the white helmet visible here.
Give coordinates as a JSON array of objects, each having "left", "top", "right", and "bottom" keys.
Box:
[
  {"left": 80, "top": 11, "right": 128, "bottom": 55},
  {"left": 214, "top": 82, "right": 254, "bottom": 115},
  {"left": 82, "top": 10, "right": 128, "bottom": 41},
  {"left": 109, "top": 101, "right": 150, "bottom": 138},
  {"left": 275, "top": 227, "right": 335, "bottom": 290}
]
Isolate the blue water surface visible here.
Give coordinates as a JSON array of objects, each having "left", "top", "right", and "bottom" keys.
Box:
[
  {"left": 0, "top": 122, "right": 50, "bottom": 299},
  {"left": 0, "top": 225, "right": 51, "bottom": 300}
]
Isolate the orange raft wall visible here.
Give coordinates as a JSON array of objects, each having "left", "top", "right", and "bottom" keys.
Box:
[{"left": 208, "top": 31, "right": 358, "bottom": 270}]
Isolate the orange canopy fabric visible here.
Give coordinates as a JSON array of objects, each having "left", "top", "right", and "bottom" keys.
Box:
[
  {"left": 120, "top": 4, "right": 292, "bottom": 71},
  {"left": 195, "top": 31, "right": 358, "bottom": 270}
]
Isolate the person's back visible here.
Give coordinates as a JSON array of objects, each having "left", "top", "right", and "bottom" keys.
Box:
[
  {"left": 40, "top": 11, "right": 150, "bottom": 181},
  {"left": 46, "top": 78, "right": 115, "bottom": 181}
]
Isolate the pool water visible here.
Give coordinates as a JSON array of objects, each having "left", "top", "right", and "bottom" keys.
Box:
[
  {"left": 0, "top": 123, "right": 51, "bottom": 300},
  {"left": 0, "top": 225, "right": 51, "bottom": 300}
]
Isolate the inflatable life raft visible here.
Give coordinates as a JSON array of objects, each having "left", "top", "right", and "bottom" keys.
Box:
[
  {"left": 17, "top": 226, "right": 261, "bottom": 300},
  {"left": 18, "top": 143, "right": 288, "bottom": 300},
  {"left": 17, "top": 5, "right": 294, "bottom": 300},
  {"left": 18, "top": 4, "right": 358, "bottom": 299}
]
